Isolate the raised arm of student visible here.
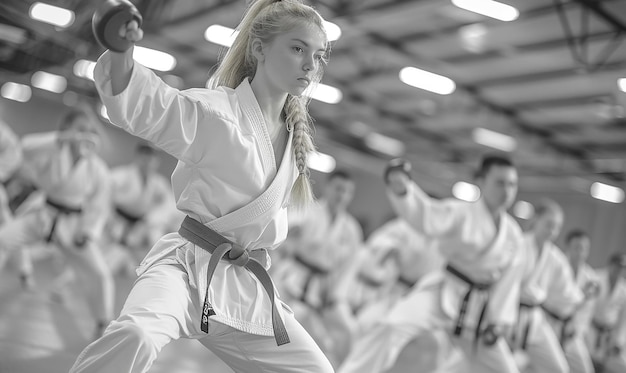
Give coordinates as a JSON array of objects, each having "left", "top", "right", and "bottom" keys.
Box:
[
  {"left": 385, "top": 170, "right": 460, "bottom": 238},
  {"left": 94, "top": 20, "right": 216, "bottom": 165}
]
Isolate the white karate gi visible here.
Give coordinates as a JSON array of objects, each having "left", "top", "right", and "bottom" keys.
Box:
[
  {"left": 585, "top": 268, "right": 626, "bottom": 373},
  {"left": 0, "top": 131, "right": 113, "bottom": 324},
  {"left": 106, "top": 163, "right": 171, "bottom": 261},
  {"left": 351, "top": 218, "right": 445, "bottom": 328},
  {"left": 513, "top": 233, "right": 583, "bottom": 373},
  {"left": 282, "top": 200, "right": 364, "bottom": 309},
  {"left": 544, "top": 261, "right": 598, "bottom": 373},
  {"left": 338, "top": 182, "right": 526, "bottom": 373},
  {"left": 0, "top": 120, "right": 28, "bottom": 279},
  {"left": 70, "top": 52, "right": 333, "bottom": 373}
]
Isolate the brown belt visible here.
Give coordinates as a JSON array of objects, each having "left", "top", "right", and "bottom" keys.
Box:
[{"left": 178, "top": 215, "right": 289, "bottom": 346}]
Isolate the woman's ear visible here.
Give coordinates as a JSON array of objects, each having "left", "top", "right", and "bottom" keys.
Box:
[{"left": 251, "top": 38, "right": 265, "bottom": 63}]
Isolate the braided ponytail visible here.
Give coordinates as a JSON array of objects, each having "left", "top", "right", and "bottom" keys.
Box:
[{"left": 284, "top": 94, "right": 315, "bottom": 209}]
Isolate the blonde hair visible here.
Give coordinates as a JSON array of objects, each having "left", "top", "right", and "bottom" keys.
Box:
[
  {"left": 530, "top": 198, "right": 563, "bottom": 227},
  {"left": 208, "top": 0, "right": 328, "bottom": 209}
]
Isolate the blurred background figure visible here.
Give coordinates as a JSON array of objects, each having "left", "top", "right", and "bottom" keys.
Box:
[
  {"left": 103, "top": 142, "right": 173, "bottom": 276},
  {"left": 585, "top": 252, "right": 626, "bottom": 373},
  {"left": 0, "top": 107, "right": 114, "bottom": 339}
]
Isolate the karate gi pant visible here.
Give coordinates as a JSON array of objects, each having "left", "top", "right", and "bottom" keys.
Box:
[
  {"left": 511, "top": 308, "right": 569, "bottom": 373},
  {"left": 586, "top": 327, "right": 626, "bottom": 373},
  {"left": 70, "top": 262, "right": 334, "bottom": 373},
  {"left": 337, "top": 281, "right": 520, "bottom": 373},
  {"left": 563, "top": 336, "right": 595, "bottom": 373},
  {"left": 0, "top": 205, "right": 114, "bottom": 324}
]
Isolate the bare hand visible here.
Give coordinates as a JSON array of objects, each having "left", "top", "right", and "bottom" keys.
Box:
[{"left": 387, "top": 171, "right": 409, "bottom": 196}]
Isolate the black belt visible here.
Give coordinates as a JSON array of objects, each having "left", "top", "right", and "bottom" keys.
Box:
[
  {"left": 397, "top": 275, "right": 417, "bottom": 289},
  {"left": 45, "top": 198, "right": 82, "bottom": 243},
  {"left": 358, "top": 272, "right": 386, "bottom": 288},
  {"left": 446, "top": 265, "right": 492, "bottom": 351},
  {"left": 178, "top": 215, "right": 289, "bottom": 346},
  {"left": 542, "top": 306, "right": 574, "bottom": 346},
  {"left": 515, "top": 301, "right": 541, "bottom": 350},
  {"left": 115, "top": 206, "right": 144, "bottom": 246},
  {"left": 592, "top": 319, "right": 612, "bottom": 349},
  {"left": 293, "top": 254, "right": 329, "bottom": 307},
  {"left": 115, "top": 206, "right": 144, "bottom": 225}
]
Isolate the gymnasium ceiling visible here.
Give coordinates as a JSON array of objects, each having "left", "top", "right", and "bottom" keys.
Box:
[{"left": 1, "top": 0, "right": 626, "bottom": 198}]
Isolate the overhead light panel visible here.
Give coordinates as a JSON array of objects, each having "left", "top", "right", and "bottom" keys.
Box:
[
  {"left": 306, "top": 83, "right": 343, "bottom": 104},
  {"left": 73, "top": 59, "right": 96, "bottom": 81},
  {"left": 204, "top": 25, "right": 239, "bottom": 47},
  {"left": 29, "top": 2, "right": 75, "bottom": 28},
  {"left": 513, "top": 200, "right": 534, "bottom": 220},
  {"left": 205, "top": 21, "right": 340, "bottom": 48},
  {"left": 472, "top": 127, "right": 517, "bottom": 152},
  {"left": 399, "top": 67, "right": 456, "bottom": 95},
  {"left": 364, "top": 132, "right": 406, "bottom": 157},
  {"left": 133, "top": 46, "right": 177, "bottom": 72},
  {"left": 1, "top": 82, "right": 32, "bottom": 103},
  {"left": 590, "top": 182, "right": 624, "bottom": 203},
  {"left": 31, "top": 71, "right": 67, "bottom": 93},
  {"left": 451, "top": 0, "right": 519, "bottom": 22},
  {"left": 323, "top": 21, "right": 341, "bottom": 42},
  {"left": 452, "top": 181, "right": 480, "bottom": 202},
  {"left": 619, "top": 78, "right": 626, "bottom": 93},
  {"left": 0, "top": 24, "right": 28, "bottom": 44},
  {"left": 307, "top": 152, "right": 336, "bottom": 173}
]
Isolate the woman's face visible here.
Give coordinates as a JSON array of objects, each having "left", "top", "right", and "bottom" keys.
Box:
[{"left": 258, "top": 21, "right": 327, "bottom": 97}]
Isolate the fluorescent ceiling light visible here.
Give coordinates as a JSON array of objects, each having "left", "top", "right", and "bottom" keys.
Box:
[
  {"left": 619, "top": 78, "right": 626, "bottom": 93},
  {"left": 452, "top": 181, "right": 480, "bottom": 202},
  {"left": 323, "top": 21, "right": 341, "bottom": 42},
  {"left": 99, "top": 104, "right": 110, "bottom": 121},
  {"left": 133, "top": 46, "right": 177, "bottom": 72},
  {"left": 73, "top": 59, "right": 96, "bottom": 81},
  {"left": 451, "top": 0, "right": 519, "bottom": 22},
  {"left": 31, "top": 71, "right": 67, "bottom": 93},
  {"left": 204, "top": 25, "right": 238, "bottom": 47},
  {"left": 1, "top": 82, "right": 32, "bottom": 103},
  {"left": 399, "top": 67, "right": 456, "bottom": 95},
  {"left": 29, "top": 2, "right": 75, "bottom": 28},
  {"left": 513, "top": 200, "right": 534, "bottom": 220},
  {"left": 205, "top": 21, "right": 340, "bottom": 47},
  {"left": 590, "top": 182, "right": 624, "bottom": 203},
  {"left": 0, "top": 23, "right": 28, "bottom": 44},
  {"left": 472, "top": 127, "right": 517, "bottom": 152},
  {"left": 305, "top": 83, "right": 343, "bottom": 104},
  {"left": 307, "top": 152, "right": 336, "bottom": 173},
  {"left": 364, "top": 132, "right": 406, "bottom": 157}
]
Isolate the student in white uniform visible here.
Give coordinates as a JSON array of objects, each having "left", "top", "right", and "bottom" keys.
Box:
[
  {"left": 0, "top": 119, "right": 30, "bottom": 287},
  {"left": 510, "top": 199, "right": 582, "bottom": 373},
  {"left": 555, "top": 229, "right": 600, "bottom": 373},
  {"left": 0, "top": 108, "right": 114, "bottom": 338},
  {"left": 338, "top": 156, "right": 526, "bottom": 373},
  {"left": 276, "top": 169, "right": 363, "bottom": 366},
  {"left": 70, "top": 0, "right": 334, "bottom": 372},
  {"left": 586, "top": 253, "right": 626, "bottom": 373},
  {"left": 104, "top": 143, "right": 171, "bottom": 274},
  {"left": 351, "top": 216, "right": 445, "bottom": 330}
]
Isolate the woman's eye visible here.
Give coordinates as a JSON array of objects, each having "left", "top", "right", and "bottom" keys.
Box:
[{"left": 293, "top": 46, "right": 303, "bottom": 53}]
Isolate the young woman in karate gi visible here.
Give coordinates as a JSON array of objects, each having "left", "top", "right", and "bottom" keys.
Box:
[{"left": 70, "top": 0, "right": 334, "bottom": 372}]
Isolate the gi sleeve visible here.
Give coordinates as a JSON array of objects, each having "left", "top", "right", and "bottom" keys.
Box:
[
  {"left": 386, "top": 181, "right": 461, "bottom": 238},
  {"left": 94, "top": 51, "right": 225, "bottom": 164}
]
